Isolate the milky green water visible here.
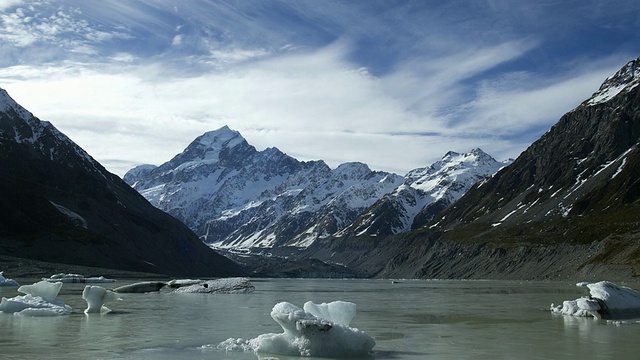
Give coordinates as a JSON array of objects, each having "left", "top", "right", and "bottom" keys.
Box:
[{"left": 1, "top": 278, "right": 640, "bottom": 359}]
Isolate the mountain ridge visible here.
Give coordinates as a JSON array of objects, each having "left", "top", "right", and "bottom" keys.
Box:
[{"left": 125, "top": 128, "right": 508, "bottom": 258}]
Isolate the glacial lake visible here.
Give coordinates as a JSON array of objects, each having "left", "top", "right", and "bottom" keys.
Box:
[{"left": 2, "top": 278, "right": 640, "bottom": 359}]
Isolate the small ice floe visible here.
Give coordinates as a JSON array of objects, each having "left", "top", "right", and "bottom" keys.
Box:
[
  {"left": 0, "top": 280, "right": 71, "bottom": 316},
  {"left": 0, "top": 271, "right": 19, "bottom": 287},
  {"left": 173, "top": 277, "right": 255, "bottom": 294},
  {"left": 217, "top": 300, "right": 375, "bottom": 358},
  {"left": 82, "top": 285, "right": 122, "bottom": 314},
  {"left": 43, "top": 273, "right": 115, "bottom": 283},
  {"left": 113, "top": 281, "right": 167, "bottom": 293},
  {"left": 551, "top": 281, "right": 640, "bottom": 319}
]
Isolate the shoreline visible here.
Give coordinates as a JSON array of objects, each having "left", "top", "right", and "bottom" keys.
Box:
[{"left": 0, "top": 255, "right": 168, "bottom": 280}]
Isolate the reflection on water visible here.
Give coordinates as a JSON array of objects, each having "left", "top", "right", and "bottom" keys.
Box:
[{"left": 1, "top": 279, "right": 640, "bottom": 359}]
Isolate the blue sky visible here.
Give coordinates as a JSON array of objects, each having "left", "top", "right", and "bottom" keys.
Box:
[{"left": 1, "top": 0, "right": 639, "bottom": 176}]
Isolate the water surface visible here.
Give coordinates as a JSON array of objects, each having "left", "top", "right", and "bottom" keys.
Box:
[{"left": 1, "top": 278, "right": 639, "bottom": 359}]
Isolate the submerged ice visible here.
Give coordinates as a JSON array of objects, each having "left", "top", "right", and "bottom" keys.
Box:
[
  {"left": 218, "top": 300, "right": 375, "bottom": 358},
  {"left": 551, "top": 281, "right": 640, "bottom": 319}
]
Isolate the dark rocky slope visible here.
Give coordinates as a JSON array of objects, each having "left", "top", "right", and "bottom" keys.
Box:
[{"left": 0, "top": 88, "right": 244, "bottom": 277}]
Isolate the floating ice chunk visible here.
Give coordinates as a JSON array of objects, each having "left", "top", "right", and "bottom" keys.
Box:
[
  {"left": 551, "top": 281, "right": 640, "bottom": 319},
  {"left": 47, "top": 273, "right": 84, "bottom": 281},
  {"left": 18, "top": 281, "right": 63, "bottom": 302},
  {"left": 1, "top": 280, "right": 70, "bottom": 316},
  {"left": 0, "top": 271, "right": 19, "bottom": 287},
  {"left": 173, "top": 277, "right": 255, "bottom": 294},
  {"left": 82, "top": 285, "right": 121, "bottom": 314},
  {"left": 0, "top": 294, "right": 71, "bottom": 316},
  {"left": 218, "top": 301, "right": 375, "bottom": 358},
  {"left": 303, "top": 300, "right": 356, "bottom": 326},
  {"left": 43, "top": 273, "right": 115, "bottom": 283}
]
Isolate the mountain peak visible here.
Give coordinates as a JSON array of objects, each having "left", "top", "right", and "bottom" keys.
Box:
[
  {"left": 195, "top": 125, "right": 244, "bottom": 149},
  {"left": 0, "top": 88, "right": 14, "bottom": 110},
  {"left": 586, "top": 56, "right": 640, "bottom": 106},
  {"left": 0, "top": 87, "right": 33, "bottom": 123},
  {"left": 469, "top": 147, "right": 487, "bottom": 156},
  {"left": 167, "top": 125, "right": 252, "bottom": 166},
  {"left": 333, "top": 162, "right": 372, "bottom": 179}
]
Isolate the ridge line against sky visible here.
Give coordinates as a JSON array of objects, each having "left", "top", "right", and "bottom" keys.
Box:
[{"left": 0, "top": 0, "right": 639, "bottom": 177}]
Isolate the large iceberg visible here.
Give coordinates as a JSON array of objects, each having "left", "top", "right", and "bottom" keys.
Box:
[
  {"left": 0, "top": 280, "right": 71, "bottom": 316},
  {"left": 0, "top": 271, "right": 19, "bottom": 287},
  {"left": 551, "top": 281, "right": 640, "bottom": 319},
  {"left": 218, "top": 300, "right": 375, "bottom": 358},
  {"left": 82, "top": 285, "right": 121, "bottom": 314},
  {"left": 173, "top": 277, "right": 255, "bottom": 294}
]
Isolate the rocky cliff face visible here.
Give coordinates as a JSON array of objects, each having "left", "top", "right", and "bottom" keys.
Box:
[{"left": 0, "top": 88, "right": 244, "bottom": 277}]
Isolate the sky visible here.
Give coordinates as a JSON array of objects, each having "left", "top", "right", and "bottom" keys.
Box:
[{"left": 1, "top": 0, "right": 640, "bottom": 177}]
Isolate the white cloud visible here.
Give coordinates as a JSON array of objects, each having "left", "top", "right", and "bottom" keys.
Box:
[
  {"left": 1, "top": 1, "right": 638, "bottom": 178},
  {"left": 457, "top": 56, "right": 633, "bottom": 137},
  {"left": 0, "top": 0, "right": 22, "bottom": 11},
  {"left": 0, "top": 39, "right": 572, "bottom": 177},
  {"left": 171, "top": 34, "right": 182, "bottom": 46}
]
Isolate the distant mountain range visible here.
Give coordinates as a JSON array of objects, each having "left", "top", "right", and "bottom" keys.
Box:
[
  {"left": 0, "top": 88, "right": 243, "bottom": 277},
  {"left": 124, "top": 128, "right": 509, "bottom": 254}
]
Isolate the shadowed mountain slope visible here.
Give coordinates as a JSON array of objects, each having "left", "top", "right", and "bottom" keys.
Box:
[{"left": 0, "top": 88, "right": 244, "bottom": 277}]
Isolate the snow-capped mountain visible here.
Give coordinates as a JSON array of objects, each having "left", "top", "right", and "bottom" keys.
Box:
[
  {"left": 0, "top": 88, "right": 99, "bottom": 173},
  {"left": 126, "top": 126, "right": 509, "bottom": 253},
  {"left": 0, "top": 88, "right": 243, "bottom": 277},
  {"left": 339, "top": 149, "right": 511, "bottom": 237},
  {"left": 585, "top": 57, "right": 640, "bottom": 106},
  {"left": 124, "top": 126, "right": 405, "bottom": 251}
]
